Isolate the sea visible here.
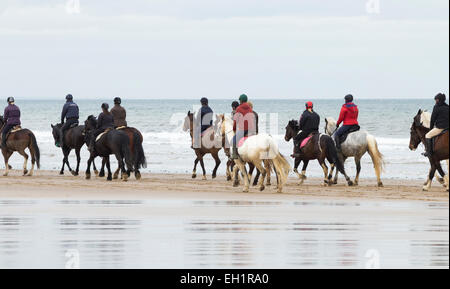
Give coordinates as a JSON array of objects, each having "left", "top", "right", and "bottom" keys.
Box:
[{"left": 3, "top": 98, "right": 443, "bottom": 180}]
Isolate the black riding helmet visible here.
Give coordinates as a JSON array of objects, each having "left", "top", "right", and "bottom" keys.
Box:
[
  {"left": 114, "top": 97, "right": 121, "bottom": 104},
  {"left": 231, "top": 101, "right": 239, "bottom": 109},
  {"left": 200, "top": 97, "right": 208, "bottom": 105},
  {"left": 101, "top": 103, "right": 109, "bottom": 110},
  {"left": 7, "top": 97, "right": 14, "bottom": 103},
  {"left": 66, "top": 94, "right": 73, "bottom": 101},
  {"left": 434, "top": 93, "right": 446, "bottom": 103},
  {"left": 344, "top": 94, "right": 353, "bottom": 103}
]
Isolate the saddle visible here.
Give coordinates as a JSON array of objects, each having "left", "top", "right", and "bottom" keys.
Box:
[
  {"left": 5, "top": 125, "right": 22, "bottom": 139},
  {"left": 96, "top": 128, "right": 113, "bottom": 142},
  {"left": 337, "top": 125, "right": 360, "bottom": 144},
  {"left": 431, "top": 128, "right": 449, "bottom": 149},
  {"left": 69, "top": 122, "right": 79, "bottom": 129},
  {"left": 201, "top": 126, "right": 215, "bottom": 142},
  {"left": 300, "top": 132, "right": 318, "bottom": 149}
]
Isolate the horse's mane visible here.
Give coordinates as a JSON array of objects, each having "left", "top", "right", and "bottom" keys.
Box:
[
  {"left": 325, "top": 117, "right": 336, "bottom": 125},
  {"left": 420, "top": 111, "right": 431, "bottom": 128}
]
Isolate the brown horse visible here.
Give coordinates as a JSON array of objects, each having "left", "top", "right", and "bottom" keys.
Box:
[
  {"left": 409, "top": 110, "right": 449, "bottom": 191},
  {"left": 285, "top": 120, "right": 353, "bottom": 186},
  {"left": 0, "top": 116, "right": 40, "bottom": 176},
  {"left": 183, "top": 111, "right": 221, "bottom": 180},
  {"left": 99, "top": 127, "right": 146, "bottom": 180}
]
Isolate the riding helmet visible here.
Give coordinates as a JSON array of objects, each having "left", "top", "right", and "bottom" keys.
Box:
[
  {"left": 434, "top": 93, "right": 446, "bottom": 103},
  {"left": 66, "top": 94, "right": 73, "bottom": 101},
  {"left": 101, "top": 103, "right": 109, "bottom": 110},
  {"left": 7, "top": 97, "right": 14, "bottom": 103},
  {"left": 239, "top": 94, "right": 248, "bottom": 103},
  {"left": 231, "top": 101, "right": 239, "bottom": 109},
  {"left": 305, "top": 101, "right": 313, "bottom": 109},
  {"left": 114, "top": 97, "right": 121, "bottom": 104},
  {"left": 344, "top": 94, "right": 353, "bottom": 103},
  {"left": 200, "top": 97, "right": 208, "bottom": 105}
]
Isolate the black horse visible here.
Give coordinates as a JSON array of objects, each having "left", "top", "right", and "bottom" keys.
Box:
[
  {"left": 285, "top": 120, "right": 353, "bottom": 186},
  {"left": 51, "top": 123, "right": 97, "bottom": 176},
  {"left": 84, "top": 115, "right": 134, "bottom": 181}
]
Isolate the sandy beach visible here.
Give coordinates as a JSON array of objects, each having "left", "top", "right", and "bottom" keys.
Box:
[{"left": 0, "top": 170, "right": 448, "bottom": 202}]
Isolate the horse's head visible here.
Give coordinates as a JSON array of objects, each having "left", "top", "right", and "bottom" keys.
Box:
[
  {"left": 409, "top": 109, "right": 428, "bottom": 151},
  {"left": 324, "top": 117, "right": 337, "bottom": 136},
  {"left": 0, "top": 115, "right": 4, "bottom": 129},
  {"left": 285, "top": 120, "right": 299, "bottom": 142},
  {"left": 183, "top": 111, "right": 194, "bottom": 132},
  {"left": 50, "top": 123, "right": 62, "bottom": 146},
  {"left": 84, "top": 115, "right": 97, "bottom": 131}
]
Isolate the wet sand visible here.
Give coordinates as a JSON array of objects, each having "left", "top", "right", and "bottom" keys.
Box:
[
  {"left": 0, "top": 170, "right": 448, "bottom": 268},
  {"left": 0, "top": 170, "right": 448, "bottom": 202}
]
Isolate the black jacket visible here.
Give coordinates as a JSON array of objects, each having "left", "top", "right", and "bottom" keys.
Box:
[
  {"left": 199, "top": 105, "right": 213, "bottom": 133},
  {"left": 299, "top": 110, "right": 320, "bottom": 132},
  {"left": 97, "top": 112, "right": 115, "bottom": 130},
  {"left": 430, "top": 101, "right": 449, "bottom": 129}
]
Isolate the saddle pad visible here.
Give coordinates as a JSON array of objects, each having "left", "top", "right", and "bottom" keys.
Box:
[
  {"left": 300, "top": 136, "right": 312, "bottom": 148},
  {"left": 116, "top": 126, "right": 127, "bottom": 130},
  {"left": 238, "top": 136, "right": 249, "bottom": 148},
  {"left": 96, "top": 131, "right": 107, "bottom": 142},
  {"left": 10, "top": 126, "right": 22, "bottom": 133}
]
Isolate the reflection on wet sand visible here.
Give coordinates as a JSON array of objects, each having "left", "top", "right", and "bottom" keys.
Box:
[{"left": 0, "top": 199, "right": 448, "bottom": 268}]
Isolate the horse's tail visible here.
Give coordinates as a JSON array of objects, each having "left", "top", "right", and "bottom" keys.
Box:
[
  {"left": 29, "top": 132, "right": 40, "bottom": 169},
  {"left": 367, "top": 134, "right": 385, "bottom": 173},
  {"left": 268, "top": 137, "right": 290, "bottom": 185},
  {"left": 133, "top": 131, "right": 147, "bottom": 169},
  {"left": 324, "top": 135, "right": 346, "bottom": 175},
  {"left": 120, "top": 135, "right": 134, "bottom": 172}
]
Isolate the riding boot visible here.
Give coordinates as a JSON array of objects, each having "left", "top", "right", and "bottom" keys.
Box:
[
  {"left": 422, "top": 138, "right": 433, "bottom": 157},
  {"left": 231, "top": 147, "right": 239, "bottom": 160},
  {"left": 334, "top": 135, "right": 341, "bottom": 152},
  {"left": 291, "top": 140, "right": 302, "bottom": 158}
]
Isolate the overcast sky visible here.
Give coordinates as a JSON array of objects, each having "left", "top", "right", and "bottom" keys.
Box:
[{"left": 0, "top": 0, "right": 448, "bottom": 99}]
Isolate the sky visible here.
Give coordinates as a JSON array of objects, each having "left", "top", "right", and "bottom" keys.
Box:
[{"left": 0, "top": 0, "right": 448, "bottom": 99}]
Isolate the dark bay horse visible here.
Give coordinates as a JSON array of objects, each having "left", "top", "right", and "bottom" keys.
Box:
[
  {"left": 0, "top": 116, "right": 40, "bottom": 176},
  {"left": 51, "top": 123, "right": 98, "bottom": 176},
  {"left": 84, "top": 116, "right": 134, "bottom": 181},
  {"left": 285, "top": 120, "right": 354, "bottom": 186},
  {"left": 409, "top": 110, "right": 449, "bottom": 191},
  {"left": 99, "top": 127, "right": 147, "bottom": 180},
  {"left": 183, "top": 111, "right": 221, "bottom": 180}
]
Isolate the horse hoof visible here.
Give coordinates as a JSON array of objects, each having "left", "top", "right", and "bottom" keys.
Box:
[
  {"left": 135, "top": 172, "right": 141, "bottom": 180},
  {"left": 59, "top": 171, "right": 64, "bottom": 175},
  {"left": 94, "top": 170, "right": 99, "bottom": 176},
  {"left": 192, "top": 174, "right": 197, "bottom": 179},
  {"left": 113, "top": 175, "right": 119, "bottom": 180},
  {"left": 226, "top": 176, "right": 232, "bottom": 181},
  {"left": 85, "top": 173, "right": 91, "bottom": 180},
  {"left": 353, "top": 181, "right": 359, "bottom": 186},
  {"left": 243, "top": 188, "right": 249, "bottom": 193},
  {"left": 347, "top": 181, "right": 354, "bottom": 186},
  {"left": 202, "top": 176, "right": 207, "bottom": 181},
  {"left": 260, "top": 185, "right": 265, "bottom": 191},
  {"left": 99, "top": 172, "right": 105, "bottom": 178},
  {"left": 378, "top": 182, "right": 384, "bottom": 187},
  {"left": 107, "top": 177, "right": 112, "bottom": 181},
  {"left": 333, "top": 181, "right": 338, "bottom": 185},
  {"left": 212, "top": 174, "right": 217, "bottom": 179},
  {"left": 71, "top": 171, "right": 77, "bottom": 176},
  {"left": 27, "top": 173, "right": 33, "bottom": 177},
  {"left": 3, "top": 173, "right": 8, "bottom": 177},
  {"left": 422, "top": 186, "right": 429, "bottom": 192},
  {"left": 252, "top": 182, "right": 258, "bottom": 187}
]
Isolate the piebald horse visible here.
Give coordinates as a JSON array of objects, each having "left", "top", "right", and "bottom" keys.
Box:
[
  {"left": 324, "top": 117, "right": 385, "bottom": 187},
  {"left": 409, "top": 110, "right": 449, "bottom": 192},
  {"left": 0, "top": 116, "right": 40, "bottom": 176},
  {"left": 183, "top": 111, "right": 222, "bottom": 180}
]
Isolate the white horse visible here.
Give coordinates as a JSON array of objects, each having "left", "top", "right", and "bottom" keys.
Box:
[
  {"left": 324, "top": 117, "right": 384, "bottom": 187},
  {"left": 218, "top": 115, "right": 290, "bottom": 193}
]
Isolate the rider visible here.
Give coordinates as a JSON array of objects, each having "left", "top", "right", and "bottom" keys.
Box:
[
  {"left": 334, "top": 94, "right": 359, "bottom": 151},
  {"left": 1, "top": 97, "right": 21, "bottom": 149},
  {"left": 199, "top": 97, "right": 213, "bottom": 133},
  {"left": 423, "top": 93, "right": 449, "bottom": 157},
  {"left": 89, "top": 103, "right": 115, "bottom": 153},
  {"left": 247, "top": 101, "right": 259, "bottom": 134},
  {"left": 292, "top": 101, "right": 320, "bottom": 157},
  {"left": 231, "top": 94, "right": 255, "bottom": 159},
  {"left": 231, "top": 101, "right": 239, "bottom": 118},
  {"left": 59, "top": 94, "right": 79, "bottom": 147},
  {"left": 111, "top": 97, "right": 127, "bottom": 128}
]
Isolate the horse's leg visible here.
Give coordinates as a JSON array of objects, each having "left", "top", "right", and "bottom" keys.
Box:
[
  {"left": 192, "top": 157, "right": 199, "bottom": 179},
  {"left": 116, "top": 152, "right": 128, "bottom": 182},
  {"left": 60, "top": 148, "right": 67, "bottom": 175},
  {"left": 226, "top": 159, "right": 233, "bottom": 181},
  {"left": 423, "top": 162, "right": 436, "bottom": 191},
  {"left": 299, "top": 159, "right": 308, "bottom": 185},
  {"left": 113, "top": 167, "right": 120, "bottom": 180},
  {"left": 85, "top": 155, "right": 95, "bottom": 179},
  {"left": 63, "top": 148, "right": 73, "bottom": 175},
  {"left": 319, "top": 159, "right": 329, "bottom": 186},
  {"left": 248, "top": 163, "right": 258, "bottom": 186},
  {"left": 2, "top": 151, "right": 13, "bottom": 176},
  {"left": 211, "top": 151, "right": 221, "bottom": 179},
  {"left": 235, "top": 158, "right": 250, "bottom": 192},
  {"left": 446, "top": 159, "right": 449, "bottom": 192},
  {"left": 92, "top": 159, "right": 99, "bottom": 176},
  {"left": 254, "top": 161, "right": 267, "bottom": 191},
  {"left": 264, "top": 159, "right": 271, "bottom": 186},
  {"left": 328, "top": 162, "right": 335, "bottom": 184},
  {"left": 199, "top": 154, "right": 207, "bottom": 180},
  {"left": 105, "top": 156, "right": 112, "bottom": 181},
  {"left": 17, "top": 150, "right": 29, "bottom": 176},
  {"left": 435, "top": 162, "right": 446, "bottom": 187},
  {"left": 73, "top": 148, "right": 81, "bottom": 176},
  {"left": 354, "top": 156, "right": 362, "bottom": 186},
  {"left": 99, "top": 158, "right": 106, "bottom": 178},
  {"left": 28, "top": 145, "right": 36, "bottom": 177}
]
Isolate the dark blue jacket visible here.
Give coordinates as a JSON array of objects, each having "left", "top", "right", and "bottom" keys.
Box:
[
  {"left": 61, "top": 101, "right": 79, "bottom": 123},
  {"left": 4, "top": 104, "right": 21, "bottom": 126},
  {"left": 97, "top": 112, "right": 115, "bottom": 130},
  {"left": 200, "top": 105, "right": 213, "bottom": 133}
]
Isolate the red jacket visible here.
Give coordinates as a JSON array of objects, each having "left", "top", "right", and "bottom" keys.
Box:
[
  {"left": 337, "top": 102, "right": 359, "bottom": 126},
  {"left": 233, "top": 103, "right": 255, "bottom": 132}
]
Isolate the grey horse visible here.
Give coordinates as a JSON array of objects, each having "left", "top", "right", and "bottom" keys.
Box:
[{"left": 324, "top": 117, "right": 384, "bottom": 187}]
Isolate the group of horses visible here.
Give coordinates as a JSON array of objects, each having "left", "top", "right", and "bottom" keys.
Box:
[
  {"left": 0, "top": 110, "right": 448, "bottom": 193},
  {"left": 183, "top": 110, "right": 449, "bottom": 193}
]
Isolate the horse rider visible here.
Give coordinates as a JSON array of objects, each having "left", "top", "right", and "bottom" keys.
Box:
[
  {"left": 193, "top": 97, "right": 214, "bottom": 148},
  {"left": 231, "top": 94, "right": 256, "bottom": 159},
  {"left": 59, "top": 94, "right": 79, "bottom": 147},
  {"left": 292, "top": 101, "right": 320, "bottom": 158},
  {"left": 423, "top": 93, "right": 449, "bottom": 157},
  {"left": 111, "top": 97, "right": 127, "bottom": 128},
  {"left": 247, "top": 101, "right": 259, "bottom": 134},
  {"left": 89, "top": 103, "right": 115, "bottom": 153},
  {"left": 231, "top": 101, "right": 239, "bottom": 118},
  {"left": 334, "top": 94, "right": 359, "bottom": 151},
  {"left": 1, "top": 97, "right": 21, "bottom": 149}
]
